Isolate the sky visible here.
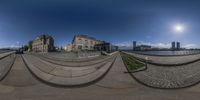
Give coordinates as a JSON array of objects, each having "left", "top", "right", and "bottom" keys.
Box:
[{"left": 0, "top": 0, "right": 200, "bottom": 49}]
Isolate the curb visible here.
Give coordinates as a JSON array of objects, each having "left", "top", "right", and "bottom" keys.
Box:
[
  {"left": 123, "top": 52, "right": 200, "bottom": 66},
  {"left": 0, "top": 54, "right": 16, "bottom": 81},
  {"left": 130, "top": 51, "right": 200, "bottom": 57}
]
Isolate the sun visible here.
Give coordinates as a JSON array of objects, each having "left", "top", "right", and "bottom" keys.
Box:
[{"left": 173, "top": 24, "right": 184, "bottom": 33}]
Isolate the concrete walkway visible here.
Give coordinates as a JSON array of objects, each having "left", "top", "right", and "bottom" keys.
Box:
[
  {"left": 32, "top": 54, "right": 112, "bottom": 67},
  {"left": 125, "top": 52, "right": 200, "bottom": 65},
  {"left": 0, "top": 54, "right": 16, "bottom": 80},
  {"left": 2, "top": 54, "right": 200, "bottom": 100},
  {"left": 132, "top": 61, "right": 200, "bottom": 88},
  {"left": 32, "top": 51, "right": 101, "bottom": 60},
  {"left": 22, "top": 54, "right": 117, "bottom": 86},
  {"left": 1, "top": 55, "right": 38, "bottom": 87},
  {"left": 95, "top": 53, "right": 141, "bottom": 89},
  {"left": 0, "top": 51, "right": 15, "bottom": 59}
]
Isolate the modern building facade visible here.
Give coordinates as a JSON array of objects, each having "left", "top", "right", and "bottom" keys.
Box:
[
  {"left": 171, "top": 41, "right": 176, "bottom": 50},
  {"left": 32, "top": 35, "right": 54, "bottom": 52},
  {"left": 94, "top": 41, "right": 118, "bottom": 53},
  {"left": 72, "top": 35, "right": 102, "bottom": 51},
  {"left": 171, "top": 41, "right": 181, "bottom": 50},
  {"left": 177, "top": 42, "right": 180, "bottom": 50},
  {"left": 133, "top": 41, "right": 137, "bottom": 51}
]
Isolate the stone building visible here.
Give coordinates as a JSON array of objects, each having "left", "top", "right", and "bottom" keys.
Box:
[
  {"left": 72, "top": 35, "right": 102, "bottom": 51},
  {"left": 65, "top": 44, "right": 73, "bottom": 52},
  {"left": 32, "top": 35, "right": 54, "bottom": 52}
]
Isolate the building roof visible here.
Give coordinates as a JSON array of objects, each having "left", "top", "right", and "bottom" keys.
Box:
[
  {"left": 35, "top": 34, "right": 53, "bottom": 40},
  {"left": 75, "top": 34, "right": 96, "bottom": 40}
]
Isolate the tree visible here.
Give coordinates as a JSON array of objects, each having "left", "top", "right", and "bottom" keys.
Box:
[{"left": 23, "top": 45, "right": 29, "bottom": 51}]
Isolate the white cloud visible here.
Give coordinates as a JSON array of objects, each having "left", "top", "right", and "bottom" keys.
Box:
[
  {"left": 10, "top": 41, "right": 21, "bottom": 48},
  {"left": 182, "top": 44, "right": 197, "bottom": 49},
  {"left": 114, "top": 41, "right": 132, "bottom": 49},
  {"left": 114, "top": 42, "right": 132, "bottom": 47},
  {"left": 151, "top": 43, "right": 171, "bottom": 48},
  {"left": 0, "top": 41, "right": 22, "bottom": 49}
]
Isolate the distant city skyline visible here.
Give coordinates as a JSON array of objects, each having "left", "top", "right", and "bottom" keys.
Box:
[
  {"left": 117, "top": 41, "right": 196, "bottom": 50},
  {"left": 0, "top": 0, "right": 200, "bottom": 49}
]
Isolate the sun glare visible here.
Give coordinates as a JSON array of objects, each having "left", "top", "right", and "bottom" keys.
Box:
[{"left": 173, "top": 24, "right": 184, "bottom": 33}]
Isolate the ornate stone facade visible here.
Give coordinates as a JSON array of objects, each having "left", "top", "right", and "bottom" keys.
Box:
[
  {"left": 32, "top": 35, "right": 54, "bottom": 52},
  {"left": 72, "top": 35, "right": 102, "bottom": 51}
]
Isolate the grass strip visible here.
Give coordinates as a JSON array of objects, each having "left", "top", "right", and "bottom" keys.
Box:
[{"left": 120, "top": 52, "right": 145, "bottom": 71}]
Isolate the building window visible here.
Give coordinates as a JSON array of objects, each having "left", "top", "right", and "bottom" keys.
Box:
[
  {"left": 78, "top": 45, "right": 82, "bottom": 50},
  {"left": 85, "top": 40, "right": 88, "bottom": 44},
  {"left": 85, "top": 46, "right": 88, "bottom": 48}
]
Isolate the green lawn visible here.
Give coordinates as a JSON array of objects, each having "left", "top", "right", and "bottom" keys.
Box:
[{"left": 120, "top": 52, "right": 145, "bottom": 71}]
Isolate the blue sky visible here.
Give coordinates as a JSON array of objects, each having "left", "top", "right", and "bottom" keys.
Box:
[{"left": 0, "top": 0, "right": 200, "bottom": 49}]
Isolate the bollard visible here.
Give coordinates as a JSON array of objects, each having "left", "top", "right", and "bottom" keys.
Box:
[{"left": 145, "top": 56, "right": 148, "bottom": 68}]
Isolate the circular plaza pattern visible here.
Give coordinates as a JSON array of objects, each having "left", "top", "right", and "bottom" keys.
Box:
[{"left": 125, "top": 52, "right": 200, "bottom": 88}]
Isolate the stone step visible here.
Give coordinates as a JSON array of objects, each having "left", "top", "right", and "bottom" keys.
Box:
[
  {"left": 31, "top": 53, "right": 115, "bottom": 67},
  {"left": 22, "top": 54, "right": 116, "bottom": 86}
]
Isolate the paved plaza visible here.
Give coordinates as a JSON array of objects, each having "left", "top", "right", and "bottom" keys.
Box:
[
  {"left": 125, "top": 52, "right": 200, "bottom": 88},
  {"left": 22, "top": 53, "right": 117, "bottom": 86},
  {"left": 1, "top": 52, "right": 200, "bottom": 100}
]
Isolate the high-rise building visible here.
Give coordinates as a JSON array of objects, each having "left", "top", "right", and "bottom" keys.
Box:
[
  {"left": 171, "top": 41, "right": 176, "bottom": 50},
  {"left": 133, "top": 41, "right": 136, "bottom": 50},
  {"left": 177, "top": 42, "right": 180, "bottom": 50}
]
